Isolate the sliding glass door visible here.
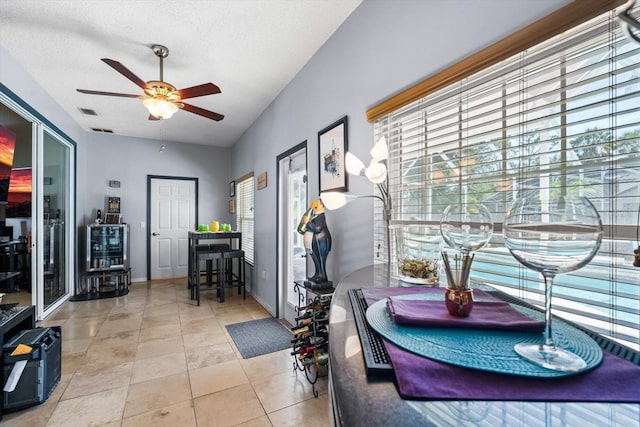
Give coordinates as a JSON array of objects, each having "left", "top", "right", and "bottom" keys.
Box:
[
  {"left": 0, "top": 89, "right": 76, "bottom": 320},
  {"left": 36, "top": 129, "right": 74, "bottom": 317}
]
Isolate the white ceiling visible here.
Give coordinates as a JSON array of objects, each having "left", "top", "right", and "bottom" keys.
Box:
[{"left": 0, "top": 0, "right": 362, "bottom": 147}]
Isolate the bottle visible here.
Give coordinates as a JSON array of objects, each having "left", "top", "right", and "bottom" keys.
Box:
[
  {"left": 291, "top": 317, "right": 329, "bottom": 328},
  {"left": 291, "top": 330, "right": 329, "bottom": 344},
  {"left": 296, "top": 301, "right": 324, "bottom": 312},
  {"left": 295, "top": 310, "right": 329, "bottom": 322},
  {"left": 294, "top": 311, "right": 315, "bottom": 321},
  {"left": 299, "top": 354, "right": 316, "bottom": 366},
  {"left": 292, "top": 323, "right": 328, "bottom": 337},
  {"left": 291, "top": 335, "right": 327, "bottom": 347},
  {"left": 296, "top": 207, "right": 313, "bottom": 234},
  {"left": 291, "top": 344, "right": 316, "bottom": 356},
  {"left": 316, "top": 351, "right": 329, "bottom": 366}
]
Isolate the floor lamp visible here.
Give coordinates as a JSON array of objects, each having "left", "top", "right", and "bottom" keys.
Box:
[{"left": 320, "top": 137, "right": 393, "bottom": 286}]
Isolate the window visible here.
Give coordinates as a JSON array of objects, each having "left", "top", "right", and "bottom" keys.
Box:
[
  {"left": 374, "top": 5, "right": 640, "bottom": 350},
  {"left": 236, "top": 173, "right": 255, "bottom": 265}
]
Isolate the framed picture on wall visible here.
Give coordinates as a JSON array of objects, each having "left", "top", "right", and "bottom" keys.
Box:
[
  {"left": 229, "top": 199, "right": 236, "bottom": 214},
  {"left": 229, "top": 181, "right": 236, "bottom": 197},
  {"left": 318, "top": 115, "right": 348, "bottom": 193}
]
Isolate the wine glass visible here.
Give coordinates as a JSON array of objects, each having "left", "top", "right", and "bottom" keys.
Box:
[
  {"left": 440, "top": 203, "right": 493, "bottom": 289},
  {"left": 440, "top": 203, "right": 493, "bottom": 317},
  {"left": 503, "top": 193, "right": 603, "bottom": 371}
]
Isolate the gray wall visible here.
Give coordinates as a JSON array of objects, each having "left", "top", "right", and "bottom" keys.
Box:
[
  {"left": 231, "top": 0, "right": 571, "bottom": 315},
  {"left": 82, "top": 133, "right": 231, "bottom": 281}
]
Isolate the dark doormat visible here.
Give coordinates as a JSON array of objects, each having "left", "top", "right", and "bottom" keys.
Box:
[{"left": 226, "top": 317, "right": 292, "bottom": 359}]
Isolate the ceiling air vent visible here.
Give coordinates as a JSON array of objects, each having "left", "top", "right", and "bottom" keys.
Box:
[
  {"left": 78, "top": 108, "right": 97, "bottom": 116},
  {"left": 90, "top": 128, "right": 114, "bottom": 133}
]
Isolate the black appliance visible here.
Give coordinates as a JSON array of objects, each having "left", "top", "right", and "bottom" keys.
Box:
[{"left": 2, "top": 327, "right": 61, "bottom": 412}]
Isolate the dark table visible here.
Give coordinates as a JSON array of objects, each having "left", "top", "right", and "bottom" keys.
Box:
[
  {"left": 187, "top": 231, "right": 241, "bottom": 290},
  {"left": 328, "top": 265, "right": 640, "bottom": 427}
]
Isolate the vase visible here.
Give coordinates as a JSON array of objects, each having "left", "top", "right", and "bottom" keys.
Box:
[
  {"left": 391, "top": 224, "right": 443, "bottom": 286},
  {"left": 444, "top": 287, "right": 474, "bottom": 317}
]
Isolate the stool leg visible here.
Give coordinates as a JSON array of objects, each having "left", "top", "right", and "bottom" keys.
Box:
[
  {"left": 241, "top": 255, "right": 246, "bottom": 300},
  {"left": 206, "top": 260, "right": 213, "bottom": 287},
  {"left": 215, "top": 258, "right": 221, "bottom": 297},
  {"left": 196, "top": 265, "right": 201, "bottom": 306},
  {"left": 219, "top": 258, "right": 226, "bottom": 303}
]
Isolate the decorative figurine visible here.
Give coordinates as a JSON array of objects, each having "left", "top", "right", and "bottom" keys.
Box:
[{"left": 297, "top": 199, "right": 332, "bottom": 289}]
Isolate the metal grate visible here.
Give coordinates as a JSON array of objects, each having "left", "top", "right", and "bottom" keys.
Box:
[{"left": 348, "top": 289, "right": 393, "bottom": 375}]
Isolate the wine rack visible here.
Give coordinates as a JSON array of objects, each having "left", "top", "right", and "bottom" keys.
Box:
[{"left": 292, "top": 281, "right": 333, "bottom": 398}]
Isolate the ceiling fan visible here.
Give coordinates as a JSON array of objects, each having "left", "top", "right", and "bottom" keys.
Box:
[{"left": 77, "top": 44, "right": 224, "bottom": 121}]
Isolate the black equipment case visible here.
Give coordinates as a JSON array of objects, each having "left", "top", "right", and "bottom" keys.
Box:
[{"left": 2, "top": 326, "right": 61, "bottom": 412}]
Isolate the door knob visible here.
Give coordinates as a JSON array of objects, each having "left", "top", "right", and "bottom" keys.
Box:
[{"left": 152, "top": 232, "right": 160, "bottom": 236}]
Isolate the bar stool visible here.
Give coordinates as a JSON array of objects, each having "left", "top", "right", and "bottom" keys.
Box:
[
  {"left": 219, "top": 249, "right": 246, "bottom": 303},
  {"left": 193, "top": 244, "right": 227, "bottom": 305},
  {"left": 202, "top": 243, "right": 229, "bottom": 290}
]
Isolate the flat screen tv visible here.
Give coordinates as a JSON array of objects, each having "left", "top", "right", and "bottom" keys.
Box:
[
  {"left": 0, "top": 125, "right": 16, "bottom": 204},
  {"left": 6, "top": 167, "right": 32, "bottom": 218}
]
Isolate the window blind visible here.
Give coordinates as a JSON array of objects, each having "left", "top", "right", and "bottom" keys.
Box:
[
  {"left": 375, "top": 6, "right": 640, "bottom": 350},
  {"left": 236, "top": 174, "right": 255, "bottom": 265}
]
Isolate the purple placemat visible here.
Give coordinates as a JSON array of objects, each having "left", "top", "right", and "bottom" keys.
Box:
[
  {"left": 362, "top": 287, "right": 640, "bottom": 402},
  {"left": 387, "top": 297, "right": 545, "bottom": 332}
]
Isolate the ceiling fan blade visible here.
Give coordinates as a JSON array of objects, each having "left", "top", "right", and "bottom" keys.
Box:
[
  {"left": 148, "top": 114, "right": 161, "bottom": 121},
  {"left": 77, "top": 89, "right": 143, "bottom": 98},
  {"left": 181, "top": 102, "right": 224, "bottom": 121},
  {"left": 177, "top": 83, "right": 221, "bottom": 100},
  {"left": 101, "top": 58, "right": 149, "bottom": 91}
]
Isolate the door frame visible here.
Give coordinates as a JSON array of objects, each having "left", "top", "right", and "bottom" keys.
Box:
[
  {"left": 146, "top": 175, "right": 198, "bottom": 280},
  {"left": 275, "top": 141, "right": 308, "bottom": 319}
]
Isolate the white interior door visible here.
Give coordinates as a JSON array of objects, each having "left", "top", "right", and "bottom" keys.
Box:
[
  {"left": 278, "top": 146, "right": 307, "bottom": 325},
  {"left": 150, "top": 178, "right": 196, "bottom": 279}
]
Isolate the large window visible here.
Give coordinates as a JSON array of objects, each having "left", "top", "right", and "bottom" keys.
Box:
[
  {"left": 236, "top": 173, "right": 255, "bottom": 265},
  {"left": 374, "top": 5, "right": 640, "bottom": 350}
]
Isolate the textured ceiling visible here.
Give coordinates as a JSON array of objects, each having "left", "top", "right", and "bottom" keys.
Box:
[{"left": 0, "top": 0, "right": 362, "bottom": 147}]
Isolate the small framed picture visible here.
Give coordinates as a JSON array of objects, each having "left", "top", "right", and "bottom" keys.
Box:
[
  {"left": 229, "top": 181, "right": 236, "bottom": 197},
  {"left": 229, "top": 199, "right": 236, "bottom": 214},
  {"left": 318, "top": 115, "right": 348, "bottom": 193},
  {"left": 107, "top": 196, "right": 121, "bottom": 213},
  {"left": 105, "top": 213, "right": 122, "bottom": 224}
]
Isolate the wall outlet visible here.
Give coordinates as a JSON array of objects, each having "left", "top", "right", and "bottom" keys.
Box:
[
  {"left": 261, "top": 270, "right": 268, "bottom": 280},
  {"left": 140, "top": 221, "right": 146, "bottom": 229}
]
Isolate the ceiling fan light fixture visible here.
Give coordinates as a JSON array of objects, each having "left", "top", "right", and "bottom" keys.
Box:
[{"left": 143, "top": 97, "right": 178, "bottom": 119}]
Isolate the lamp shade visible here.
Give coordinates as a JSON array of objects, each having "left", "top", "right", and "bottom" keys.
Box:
[
  {"left": 365, "top": 161, "right": 387, "bottom": 184},
  {"left": 143, "top": 98, "right": 179, "bottom": 119},
  {"left": 320, "top": 192, "right": 348, "bottom": 210},
  {"left": 345, "top": 152, "right": 366, "bottom": 176},
  {"left": 370, "top": 136, "right": 388, "bottom": 162}
]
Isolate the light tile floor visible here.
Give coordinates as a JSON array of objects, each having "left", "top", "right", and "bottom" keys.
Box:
[{"left": 2, "top": 278, "right": 329, "bottom": 427}]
